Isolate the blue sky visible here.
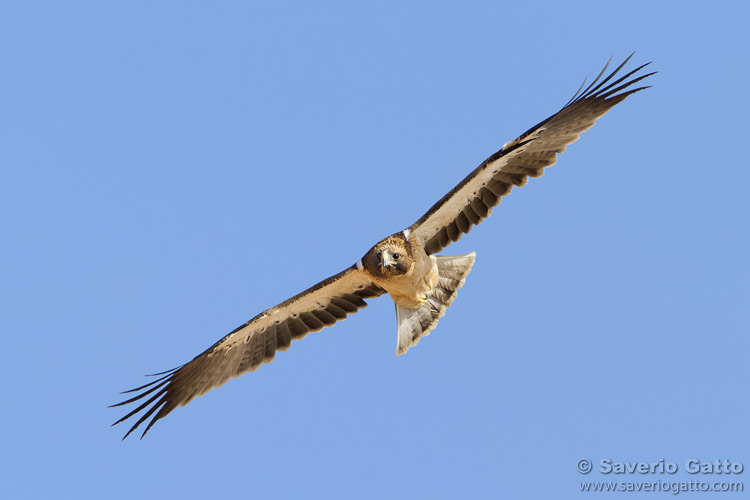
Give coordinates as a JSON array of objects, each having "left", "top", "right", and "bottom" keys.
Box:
[{"left": 2, "top": 2, "right": 748, "bottom": 499}]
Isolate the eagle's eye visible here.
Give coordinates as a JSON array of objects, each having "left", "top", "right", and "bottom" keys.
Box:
[{"left": 393, "top": 253, "right": 401, "bottom": 260}]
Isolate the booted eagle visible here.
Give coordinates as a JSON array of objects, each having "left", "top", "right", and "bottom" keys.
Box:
[{"left": 113, "top": 55, "right": 654, "bottom": 439}]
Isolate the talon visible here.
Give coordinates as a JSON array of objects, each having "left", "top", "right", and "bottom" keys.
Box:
[{"left": 419, "top": 295, "right": 428, "bottom": 303}]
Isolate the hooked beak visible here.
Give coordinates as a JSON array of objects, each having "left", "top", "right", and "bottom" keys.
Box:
[{"left": 381, "top": 252, "right": 394, "bottom": 270}]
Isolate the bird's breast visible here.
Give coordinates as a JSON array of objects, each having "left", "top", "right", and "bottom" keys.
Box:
[{"left": 379, "top": 251, "right": 438, "bottom": 309}]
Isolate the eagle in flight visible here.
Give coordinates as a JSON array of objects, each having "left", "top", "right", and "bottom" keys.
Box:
[{"left": 113, "top": 55, "right": 654, "bottom": 439}]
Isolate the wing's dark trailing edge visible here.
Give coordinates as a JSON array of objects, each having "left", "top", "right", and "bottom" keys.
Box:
[
  {"left": 111, "top": 267, "right": 384, "bottom": 439},
  {"left": 408, "top": 53, "right": 655, "bottom": 255}
]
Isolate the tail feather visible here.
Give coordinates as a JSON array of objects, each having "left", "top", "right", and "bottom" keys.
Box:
[{"left": 395, "top": 252, "right": 476, "bottom": 355}]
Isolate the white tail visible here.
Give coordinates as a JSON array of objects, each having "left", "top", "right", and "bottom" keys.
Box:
[{"left": 395, "top": 252, "right": 476, "bottom": 355}]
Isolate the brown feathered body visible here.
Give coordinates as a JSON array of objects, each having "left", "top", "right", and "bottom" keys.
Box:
[{"left": 360, "top": 231, "right": 438, "bottom": 308}]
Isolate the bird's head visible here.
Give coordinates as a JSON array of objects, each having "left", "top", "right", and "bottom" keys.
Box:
[
  {"left": 361, "top": 234, "right": 412, "bottom": 278},
  {"left": 378, "top": 247, "right": 407, "bottom": 273}
]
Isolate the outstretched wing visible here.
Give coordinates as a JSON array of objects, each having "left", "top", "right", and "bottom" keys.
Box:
[
  {"left": 408, "top": 54, "right": 655, "bottom": 255},
  {"left": 112, "top": 267, "right": 384, "bottom": 439}
]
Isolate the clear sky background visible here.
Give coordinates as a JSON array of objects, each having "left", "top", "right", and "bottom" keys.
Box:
[{"left": 2, "top": 2, "right": 748, "bottom": 499}]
